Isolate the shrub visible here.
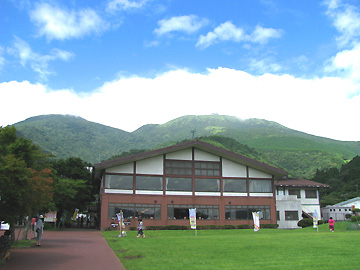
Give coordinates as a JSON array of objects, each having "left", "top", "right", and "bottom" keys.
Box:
[
  {"left": 261, "top": 224, "right": 279, "bottom": 229},
  {"left": 237, "top": 225, "right": 250, "bottom": 229},
  {"left": 352, "top": 208, "right": 360, "bottom": 215},
  {"left": 350, "top": 216, "right": 360, "bottom": 222},
  {"left": 164, "top": 225, "right": 188, "bottom": 230},
  {"left": 345, "top": 214, "right": 352, "bottom": 220},
  {"left": 223, "top": 225, "right": 236, "bottom": 229},
  {"left": 298, "top": 218, "right": 324, "bottom": 228},
  {"left": 298, "top": 218, "right": 313, "bottom": 228}
]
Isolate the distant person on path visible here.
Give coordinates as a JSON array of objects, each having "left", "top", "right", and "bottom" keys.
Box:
[
  {"left": 35, "top": 215, "right": 44, "bottom": 246},
  {"left": 329, "top": 217, "right": 335, "bottom": 232},
  {"left": 31, "top": 217, "right": 36, "bottom": 238},
  {"left": 136, "top": 219, "right": 145, "bottom": 238}
]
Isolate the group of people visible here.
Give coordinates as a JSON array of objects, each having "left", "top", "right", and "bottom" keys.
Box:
[{"left": 31, "top": 215, "right": 44, "bottom": 246}]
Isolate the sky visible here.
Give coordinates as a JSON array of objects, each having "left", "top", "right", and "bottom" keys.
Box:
[{"left": 1, "top": 0, "right": 360, "bottom": 141}]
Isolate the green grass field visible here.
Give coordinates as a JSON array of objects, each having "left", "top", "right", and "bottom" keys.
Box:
[{"left": 103, "top": 222, "right": 359, "bottom": 270}]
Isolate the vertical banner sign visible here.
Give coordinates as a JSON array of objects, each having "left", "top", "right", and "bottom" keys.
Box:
[
  {"left": 252, "top": 212, "right": 260, "bottom": 232},
  {"left": 73, "top": 209, "right": 79, "bottom": 219},
  {"left": 189, "top": 208, "right": 197, "bottom": 230},
  {"left": 313, "top": 210, "right": 318, "bottom": 232},
  {"left": 116, "top": 211, "right": 124, "bottom": 237}
]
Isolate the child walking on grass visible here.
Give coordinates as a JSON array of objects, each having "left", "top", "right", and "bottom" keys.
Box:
[
  {"left": 329, "top": 217, "right": 335, "bottom": 232},
  {"left": 136, "top": 219, "right": 145, "bottom": 238}
]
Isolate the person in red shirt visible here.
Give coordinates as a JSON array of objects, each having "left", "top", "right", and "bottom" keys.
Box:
[{"left": 329, "top": 217, "right": 335, "bottom": 232}]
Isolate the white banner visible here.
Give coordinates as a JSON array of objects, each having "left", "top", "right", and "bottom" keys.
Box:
[
  {"left": 252, "top": 212, "right": 260, "bottom": 232},
  {"left": 313, "top": 210, "right": 318, "bottom": 229},
  {"left": 189, "top": 208, "right": 196, "bottom": 230}
]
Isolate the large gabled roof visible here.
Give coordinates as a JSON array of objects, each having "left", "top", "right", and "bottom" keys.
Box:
[
  {"left": 334, "top": 197, "right": 360, "bottom": 206},
  {"left": 275, "top": 178, "right": 330, "bottom": 188},
  {"left": 94, "top": 140, "right": 288, "bottom": 179}
]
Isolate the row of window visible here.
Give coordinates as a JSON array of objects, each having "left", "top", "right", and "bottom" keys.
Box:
[
  {"left": 288, "top": 189, "right": 317, "bottom": 199},
  {"left": 108, "top": 204, "right": 272, "bottom": 220},
  {"left": 105, "top": 175, "right": 273, "bottom": 193},
  {"left": 329, "top": 208, "right": 352, "bottom": 212},
  {"left": 165, "top": 160, "right": 221, "bottom": 177}
]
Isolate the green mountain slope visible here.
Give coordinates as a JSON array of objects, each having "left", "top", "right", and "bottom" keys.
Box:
[
  {"left": 14, "top": 115, "right": 133, "bottom": 163},
  {"left": 12, "top": 114, "right": 360, "bottom": 178}
]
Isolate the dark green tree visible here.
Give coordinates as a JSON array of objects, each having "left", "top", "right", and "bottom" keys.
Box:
[
  {"left": 0, "top": 126, "right": 53, "bottom": 241},
  {"left": 50, "top": 157, "right": 94, "bottom": 226}
]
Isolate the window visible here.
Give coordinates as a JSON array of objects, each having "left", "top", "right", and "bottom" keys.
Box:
[
  {"left": 108, "top": 203, "right": 161, "bottom": 220},
  {"left": 288, "top": 189, "right": 301, "bottom": 198},
  {"left": 165, "top": 160, "right": 192, "bottom": 175},
  {"left": 285, "top": 211, "right": 299, "bottom": 220},
  {"left": 105, "top": 174, "right": 133, "bottom": 189},
  {"left": 225, "top": 205, "right": 270, "bottom": 220},
  {"left": 108, "top": 203, "right": 135, "bottom": 219},
  {"left": 135, "top": 204, "right": 161, "bottom": 219},
  {"left": 249, "top": 180, "right": 272, "bottom": 193},
  {"left": 136, "top": 176, "right": 163, "bottom": 190},
  {"left": 194, "top": 161, "right": 220, "bottom": 176},
  {"left": 276, "top": 211, "right": 280, "bottom": 220},
  {"left": 166, "top": 177, "right": 192, "bottom": 191},
  {"left": 167, "top": 205, "right": 219, "bottom": 220},
  {"left": 223, "top": 179, "right": 247, "bottom": 193},
  {"left": 305, "top": 189, "right": 317, "bottom": 198},
  {"left": 195, "top": 178, "right": 220, "bottom": 192}
]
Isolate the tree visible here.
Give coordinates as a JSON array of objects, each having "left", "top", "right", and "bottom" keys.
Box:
[
  {"left": 50, "top": 157, "right": 94, "bottom": 226},
  {"left": 0, "top": 126, "right": 53, "bottom": 241}
]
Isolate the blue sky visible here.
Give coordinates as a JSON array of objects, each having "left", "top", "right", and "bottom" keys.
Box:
[{"left": 1, "top": 0, "right": 360, "bottom": 141}]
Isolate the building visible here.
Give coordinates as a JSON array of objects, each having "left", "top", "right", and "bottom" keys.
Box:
[
  {"left": 94, "top": 140, "right": 288, "bottom": 230},
  {"left": 322, "top": 197, "right": 360, "bottom": 221},
  {"left": 275, "top": 179, "right": 330, "bottom": 229}
]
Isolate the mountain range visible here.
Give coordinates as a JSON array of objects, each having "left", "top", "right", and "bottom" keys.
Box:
[{"left": 12, "top": 114, "right": 360, "bottom": 179}]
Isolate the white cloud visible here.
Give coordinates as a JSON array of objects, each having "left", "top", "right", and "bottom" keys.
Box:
[
  {"left": 324, "top": 0, "right": 360, "bottom": 87},
  {"left": 248, "top": 58, "right": 282, "bottom": 74},
  {"left": 1, "top": 67, "right": 359, "bottom": 141},
  {"left": 30, "top": 3, "right": 109, "bottom": 40},
  {"left": 154, "top": 15, "right": 208, "bottom": 36},
  {"left": 196, "top": 21, "right": 282, "bottom": 49},
  {"left": 0, "top": 47, "right": 6, "bottom": 70},
  {"left": 7, "top": 37, "right": 73, "bottom": 80},
  {"left": 107, "top": 0, "right": 148, "bottom": 12},
  {"left": 249, "top": 25, "right": 283, "bottom": 44},
  {"left": 325, "top": 0, "right": 360, "bottom": 47}
]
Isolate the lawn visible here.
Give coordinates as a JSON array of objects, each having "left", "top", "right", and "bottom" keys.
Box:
[{"left": 103, "top": 222, "right": 359, "bottom": 270}]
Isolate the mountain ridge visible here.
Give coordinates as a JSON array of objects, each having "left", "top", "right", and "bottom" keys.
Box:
[{"left": 12, "top": 114, "right": 360, "bottom": 178}]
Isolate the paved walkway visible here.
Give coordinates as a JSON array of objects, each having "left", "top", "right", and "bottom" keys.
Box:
[{"left": 2, "top": 229, "right": 125, "bottom": 270}]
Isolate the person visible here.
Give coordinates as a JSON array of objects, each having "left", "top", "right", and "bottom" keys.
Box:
[
  {"left": 136, "top": 219, "right": 145, "bottom": 238},
  {"left": 31, "top": 217, "right": 36, "bottom": 238},
  {"left": 35, "top": 215, "right": 44, "bottom": 246},
  {"left": 329, "top": 217, "right": 335, "bottom": 232},
  {"left": 0, "top": 230, "right": 11, "bottom": 260}
]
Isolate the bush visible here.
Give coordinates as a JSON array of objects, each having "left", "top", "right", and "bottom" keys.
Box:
[
  {"left": 237, "top": 225, "right": 250, "bottom": 229},
  {"left": 163, "top": 225, "right": 188, "bottom": 230},
  {"left": 350, "top": 216, "right": 360, "bottom": 222},
  {"left": 261, "top": 224, "right": 279, "bottom": 229},
  {"left": 345, "top": 214, "right": 352, "bottom": 220},
  {"left": 298, "top": 218, "right": 312, "bottom": 228},
  {"left": 223, "top": 225, "right": 236, "bottom": 229},
  {"left": 298, "top": 218, "right": 324, "bottom": 228}
]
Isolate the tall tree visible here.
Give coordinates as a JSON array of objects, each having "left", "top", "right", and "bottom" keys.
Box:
[
  {"left": 50, "top": 157, "right": 94, "bottom": 226},
  {"left": 0, "top": 126, "right": 53, "bottom": 241}
]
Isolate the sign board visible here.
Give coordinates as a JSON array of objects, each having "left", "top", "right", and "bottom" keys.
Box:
[{"left": 44, "top": 212, "right": 57, "bottom": 223}]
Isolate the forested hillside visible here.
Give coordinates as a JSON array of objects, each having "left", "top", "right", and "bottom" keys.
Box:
[
  {"left": 312, "top": 156, "right": 360, "bottom": 206},
  {"left": 12, "top": 114, "right": 360, "bottom": 178}
]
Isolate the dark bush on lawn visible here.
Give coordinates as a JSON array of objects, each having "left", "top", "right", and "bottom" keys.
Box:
[
  {"left": 237, "top": 225, "right": 250, "bottom": 229},
  {"left": 261, "top": 224, "right": 279, "bottom": 229},
  {"left": 298, "top": 218, "right": 324, "bottom": 228},
  {"left": 350, "top": 216, "right": 360, "bottom": 222}
]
